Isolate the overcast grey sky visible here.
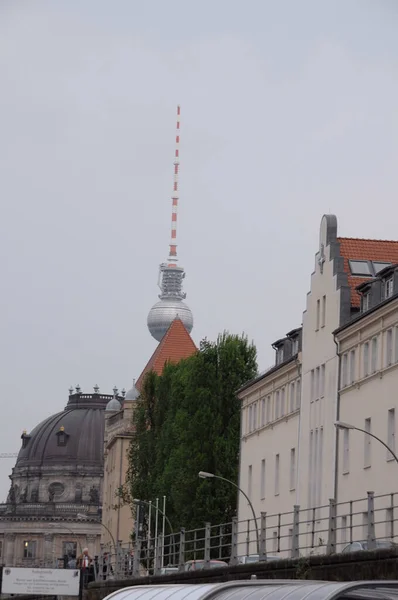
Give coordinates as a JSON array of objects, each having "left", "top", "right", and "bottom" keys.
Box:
[{"left": 0, "top": 0, "right": 397, "bottom": 499}]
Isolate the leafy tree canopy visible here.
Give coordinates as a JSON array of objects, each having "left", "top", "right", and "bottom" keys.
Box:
[{"left": 121, "top": 332, "right": 257, "bottom": 533}]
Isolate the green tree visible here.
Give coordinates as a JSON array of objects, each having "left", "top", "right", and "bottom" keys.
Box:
[{"left": 122, "top": 332, "right": 257, "bottom": 534}]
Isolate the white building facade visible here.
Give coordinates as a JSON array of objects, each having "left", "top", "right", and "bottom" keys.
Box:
[{"left": 238, "top": 214, "right": 398, "bottom": 556}]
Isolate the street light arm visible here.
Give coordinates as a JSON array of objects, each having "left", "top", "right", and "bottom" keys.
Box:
[
  {"left": 352, "top": 425, "right": 398, "bottom": 464},
  {"left": 201, "top": 473, "right": 260, "bottom": 554}
]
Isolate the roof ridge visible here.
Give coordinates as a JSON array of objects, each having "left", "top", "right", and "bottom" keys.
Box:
[{"left": 337, "top": 236, "right": 398, "bottom": 244}]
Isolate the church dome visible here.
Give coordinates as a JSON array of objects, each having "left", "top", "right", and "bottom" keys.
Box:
[
  {"left": 15, "top": 390, "right": 120, "bottom": 471},
  {"left": 105, "top": 397, "right": 122, "bottom": 412}
]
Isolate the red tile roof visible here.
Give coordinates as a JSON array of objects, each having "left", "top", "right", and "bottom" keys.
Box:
[
  {"left": 337, "top": 237, "right": 398, "bottom": 307},
  {"left": 136, "top": 318, "right": 197, "bottom": 390}
]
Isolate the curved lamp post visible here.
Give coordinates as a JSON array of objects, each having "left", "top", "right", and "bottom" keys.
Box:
[
  {"left": 77, "top": 513, "right": 117, "bottom": 550},
  {"left": 132, "top": 499, "right": 176, "bottom": 565},
  {"left": 335, "top": 421, "right": 398, "bottom": 464},
  {"left": 198, "top": 471, "right": 260, "bottom": 554}
]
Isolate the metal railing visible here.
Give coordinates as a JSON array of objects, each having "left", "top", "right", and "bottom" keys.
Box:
[
  {"left": 8, "top": 490, "right": 398, "bottom": 584},
  {"left": 88, "top": 489, "right": 398, "bottom": 581}
]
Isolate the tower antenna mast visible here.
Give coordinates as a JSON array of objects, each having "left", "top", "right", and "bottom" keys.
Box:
[{"left": 168, "top": 105, "right": 180, "bottom": 266}]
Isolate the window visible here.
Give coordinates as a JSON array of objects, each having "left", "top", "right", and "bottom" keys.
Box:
[
  {"left": 260, "top": 459, "right": 266, "bottom": 499},
  {"left": 23, "top": 541, "right": 37, "bottom": 559},
  {"left": 363, "top": 342, "right": 369, "bottom": 377},
  {"left": 310, "top": 370, "right": 315, "bottom": 401},
  {"left": 386, "top": 508, "right": 393, "bottom": 539},
  {"left": 364, "top": 418, "right": 371, "bottom": 468},
  {"left": 272, "top": 531, "right": 278, "bottom": 552},
  {"left": 275, "top": 454, "right": 280, "bottom": 495},
  {"left": 281, "top": 388, "right": 285, "bottom": 417},
  {"left": 0, "top": 540, "right": 2, "bottom": 558},
  {"left": 261, "top": 398, "right": 265, "bottom": 426},
  {"left": 290, "top": 382, "right": 295, "bottom": 412},
  {"left": 292, "top": 338, "right": 299, "bottom": 355},
  {"left": 252, "top": 403, "right": 257, "bottom": 430},
  {"left": 386, "top": 329, "right": 393, "bottom": 367},
  {"left": 349, "top": 260, "right": 372, "bottom": 276},
  {"left": 248, "top": 405, "right": 252, "bottom": 433},
  {"left": 321, "top": 295, "right": 326, "bottom": 327},
  {"left": 248, "top": 465, "right": 252, "bottom": 500},
  {"left": 320, "top": 364, "right": 325, "bottom": 397},
  {"left": 296, "top": 380, "right": 301, "bottom": 409},
  {"left": 362, "top": 512, "right": 369, "bottom": 539},
  {"left": 308, "top": 430, "right": 314, "bottom": 507},
  {"left": 371, "top": 337, "right": 378, "bottom": 373},
  {"left": 315, "top": 367, "right": 320, "bottom": 399},
  {"left": 316, "top": 299, "right": 320, "bottom": 330},
  {"left": 62, "top": 541, "right": 77, "bottom": 560},
  {"left": 342, "top": 353, "right": 348, "bottom": 387},
  {"left": 275, "top": 391, "right": 280, "bottom": 419},
  {"left": 276, "top": 347, "right": 284, "bottom": 365},
  {"left": 343, "top": 429, "right": 350, "bottom": 474},
  {"left": 387, "top": 409, "right": 396, "bottom": 462},
  {"left": 395, "top": 326, "right": 398, "bottom": 364},
  {"left": 374, "top": 261, "right": 391, "bottom": 274},
  {"left": 349, "top": 349, "right": 356, "bottom": 384},
  {"left": 290, "top": 448, "right": 296, "bottom": 490},
  {"left": 266, "top": 396, "right": 271, "bottom": 423},
  {"left": 341, "top": 516, "right": 348, "bottom": 545},
  {"left": 362, "top": 292, "right": 370, "bottom": 312},
  {"left": 385, "top": 277, "right": 394, "bottom": 299}
]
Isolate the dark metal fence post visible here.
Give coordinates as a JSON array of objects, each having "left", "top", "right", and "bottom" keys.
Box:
[
  {"left": 291, "top": 505, "right": 300, "bottom": 558},
  {"left": 204, "top": 522, "right": 211, "bottom": 567},
  {"left": 178, "top": 528, "right": 185, "bottom": 572},
  {"left": 259, "top": 512, "right": 267, "bottom": 561},
  {"left": 154, "top": 534, "right": 162, "bottom": 575},
  {"left": 133, "top": 539, "right": 141, "bottom": 579},
  {"left": 367, "top": 491, "right": 376, "bottom": 550},
  {"left": 229, "top": 517, "right": 238, "bottom": 566},
  {"left": 326, "top": 498, "right": 337, "bottom": 555}
]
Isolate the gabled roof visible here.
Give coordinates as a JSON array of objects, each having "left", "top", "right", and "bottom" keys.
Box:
[
  {"left": 136, "top": 318, "right": 197, "bottom": 390},
  {"left": 337, "top": 237, "right": 398, "bottom": 307}
]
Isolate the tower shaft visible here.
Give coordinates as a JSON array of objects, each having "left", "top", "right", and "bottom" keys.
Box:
[{"left": 168, "top": 105, "right": 180, "bottom": 266}]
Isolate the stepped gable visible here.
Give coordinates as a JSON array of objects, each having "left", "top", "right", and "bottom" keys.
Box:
[{"left": 136, "top": 317, "right": 197, "bottom": 390}]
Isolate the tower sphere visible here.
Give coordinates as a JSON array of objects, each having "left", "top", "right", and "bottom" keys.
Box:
[{"left": 147, "top": 299, "right": 193, "bottom": 342}]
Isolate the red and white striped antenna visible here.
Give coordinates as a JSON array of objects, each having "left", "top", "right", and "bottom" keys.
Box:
[{"left": 168, "top": 105, "right": 180, "bottom": 266}]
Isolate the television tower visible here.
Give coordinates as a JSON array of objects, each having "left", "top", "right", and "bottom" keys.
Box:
[{"left": 147, "top": 106, "right": 194, "bottom": 342}]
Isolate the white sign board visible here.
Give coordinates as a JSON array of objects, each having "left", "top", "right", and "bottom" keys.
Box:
[{"left": 1, "top": 567, "right": 81, "bottom": 596}]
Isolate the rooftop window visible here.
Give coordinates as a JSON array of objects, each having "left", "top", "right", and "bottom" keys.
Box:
[
  {"left": 349, "top": 260, "right": 372, "bottom": 276},
  {"left": 349, "top": 260, "right": 392, "bottom": 277}
]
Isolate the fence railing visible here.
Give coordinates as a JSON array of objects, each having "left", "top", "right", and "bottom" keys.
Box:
[
  {"left": 9, "top": 490, "right": 398, "bottom": 583},
  {"left": 89, "top": 490, "right": 398, "bottom": 581}
]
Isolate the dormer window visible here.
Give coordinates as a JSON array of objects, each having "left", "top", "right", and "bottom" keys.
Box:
[
  {"left": 385, "top": 277, "right": 394, "bottom": 299},
  {"left": 276, "top": 347, "right": 284, "bottom": 365},
  {"left": 56, "top": 426, "right": 69, "bottom": 447},
  {"left": 362, "top": 292, "right": 370, "bottom": 312},
  {"left": 291, "top": 338, "right": 299, "bottom": 355}
]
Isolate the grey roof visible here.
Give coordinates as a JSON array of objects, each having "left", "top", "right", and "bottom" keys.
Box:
[
  {"left": 102, "top": 581, "right": 398, "bottom": 600},
  {"left": 125, "top": 382, "right": 140, "bottom": 401},
  {"left": 15, "top": 393, "right": 113, "bottom": 469},
  {"left": 106, "top": 398, "right": 122, "bottom": 412}
]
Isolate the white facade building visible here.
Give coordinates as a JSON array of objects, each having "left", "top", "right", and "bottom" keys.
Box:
[{"left": 238, "top": 214, "right": 398, "bottom": 556}]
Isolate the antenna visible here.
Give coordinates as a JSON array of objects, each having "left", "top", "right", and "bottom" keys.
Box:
[{"left": 168, "top": 105, "right": 180, "bottom": 266}]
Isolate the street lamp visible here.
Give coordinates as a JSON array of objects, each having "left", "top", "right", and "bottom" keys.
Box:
[
  {"left": 198, "top": 471, "right": 260, "bottom": 554},
  {"left": 76, "top": 513, "right": 117, "bottom": 550},
  {"left": 132, "top": 499, "right": 176, "bottom": 565},
  {"left": 334, "top": 421, "right": 398, "bottom": 464}
]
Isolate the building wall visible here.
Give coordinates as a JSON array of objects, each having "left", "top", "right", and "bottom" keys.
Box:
[
  {"left": 336, "top": 297, "right": 398, "bottom": 545},
  {"left": 102, "top": 401, "right": 136, "bottom": 547},
  {"left": 298, "top": 215, "right": 350, "bottom": 514},
  {"left": 238, "top": 359, "right": 301, "bottom": 556}
]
